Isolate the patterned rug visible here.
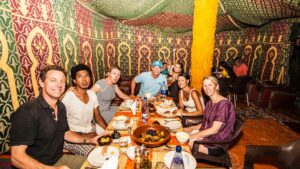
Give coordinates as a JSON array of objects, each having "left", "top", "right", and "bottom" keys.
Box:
[{"left": 235, "top": 104, "right": 300, "bottom": 124}]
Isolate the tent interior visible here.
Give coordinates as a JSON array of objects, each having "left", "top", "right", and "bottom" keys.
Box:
[{"left": 0, "top": 0, "right": 300, "bottom": 167}]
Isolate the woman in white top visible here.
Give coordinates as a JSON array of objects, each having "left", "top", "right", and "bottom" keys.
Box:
[
  {"left": 178, "top": 72, "right": 204, "bottom": 116},
  {"left": 62, "top": 64, "right": 107, "bottom": 156}
]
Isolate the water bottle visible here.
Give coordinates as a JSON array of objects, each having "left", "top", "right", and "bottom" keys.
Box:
[
  {"left": 142, "top": 97, "right": 149, "bottom": 124},
  {"left": 170, "top": 145, "right": 184, "bottom": 169},
  {"left": 160, "top": 81, "right": 167, "bottom": 99}
]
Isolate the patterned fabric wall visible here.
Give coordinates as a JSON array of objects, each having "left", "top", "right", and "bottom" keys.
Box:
[
  {"left": 0, "top": 0, "right": 192, "bottom": 153},
  {"left": 213, "top": 21, "right": 293, "bottom": 85}
]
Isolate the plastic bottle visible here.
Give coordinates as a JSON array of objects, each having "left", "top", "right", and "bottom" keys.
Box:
[
  {"left": 142, "top": 97, "right": 149, "bottom": 124},
  {"left": 160, "top": 81, "right": 168, "bottom": 99},
  {"left": 170, "top": 145, "right": 185, "bottom": 169}
]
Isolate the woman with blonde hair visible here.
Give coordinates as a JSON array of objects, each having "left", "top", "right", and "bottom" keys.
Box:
[{"left": 184, "top": 76, "right": 236, "bottom": 156}]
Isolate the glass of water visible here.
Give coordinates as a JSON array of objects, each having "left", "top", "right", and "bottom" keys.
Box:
[{"left": 119, "top": 138, "right": 128, "bottom": 154}]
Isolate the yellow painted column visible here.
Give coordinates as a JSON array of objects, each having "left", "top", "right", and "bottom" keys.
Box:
[{"left": 190, "top": 0, "right": 218, "bottom": 90}]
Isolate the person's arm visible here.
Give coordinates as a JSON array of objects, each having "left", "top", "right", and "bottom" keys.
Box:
[
  {"left": 115, "top": 85, "right": 131, "bottom": 100},
  {"left": 189, "top": 121, "right": 223, "bottom": 140},
  {"left": 178, "top": 90, "right": 184, "bottom": 109},
  {"left": 130, "top": 78, "right": 136, "bottom": 97},
  {"left": 64, "top": 130, "right": 100, "bottom": 145},
  {"left": 183, "top": 123, "right": 202, "bottom": 134},
  {"left": 91, "top": 83, "right": 101, "bottom": 93},
  {"left": 94, "top": 107, "right": 107, "bottom": 129},
  {"left": 11, "top": 145, "right": 68, "bottom": 169},
  {"left": 181, "top": 90, "right": 203, "bottom": 116}
]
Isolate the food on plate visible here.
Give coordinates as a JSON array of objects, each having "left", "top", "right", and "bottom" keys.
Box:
[
  {"left": 138, "top": 129, "right": 166, "bottom": 142},
  {"left": 98, "top": 135, "right": 112, "bottom": 145},
  {"left": 163, "top": 110, "right": 177, "bottom": 115},
  {"left": 101, "top": 146, "right": 108, "bottom": 156},
  {"left": 124, "top": 118, "right": 130, "bottom": 124}
]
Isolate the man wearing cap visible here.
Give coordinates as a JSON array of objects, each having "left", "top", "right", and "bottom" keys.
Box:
[{"left": 130, "top": 60, "right": 167, "bottom": 97}]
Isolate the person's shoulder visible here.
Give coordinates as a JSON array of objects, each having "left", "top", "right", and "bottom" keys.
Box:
[
  {"left": 87, "top": 89, "right": 97, "bottom": 97},
  {"left": 14, "top": 98, "right": 39, "bottom": 116}
]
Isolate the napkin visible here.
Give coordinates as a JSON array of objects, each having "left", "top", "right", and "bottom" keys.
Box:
[
  {"left": 113, "top": 136, "right": 132, "bottom": 144},
  {"left": 101, "top": 155, "right": 118, "bottom": 169},
  {"left": 130, "top": 101, "right": 137, "bottom": 115}
]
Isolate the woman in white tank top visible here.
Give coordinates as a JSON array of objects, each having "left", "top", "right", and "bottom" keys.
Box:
[{"left": 178, "top": 73, "right": 204, "bottom": 116}]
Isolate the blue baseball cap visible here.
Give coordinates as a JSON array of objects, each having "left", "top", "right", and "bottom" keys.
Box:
[{"left": 152, "top": 60, "right": 162, "bottom": 68}]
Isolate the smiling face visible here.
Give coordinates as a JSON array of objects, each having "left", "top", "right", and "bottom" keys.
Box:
[
  {"left": 74, "top": 70, "right": 91, "bottom": 89},
  {"left": 202, "top": 78, "right": 219, "bottom": 97},
  {"left": 151, "top": 66, "right": 162, "bottom": 78},
  {"left": 173, "top": 63, "right": 182, "bottom": 73},
  {"left": 40, "top": 70, "right": 66, "bottom": 100},
  {"left": 177, "top": 76, "right": 189, "bottom": 89},
  {"left": 108, "top": 68, "right": 121, "bottom": 84}
]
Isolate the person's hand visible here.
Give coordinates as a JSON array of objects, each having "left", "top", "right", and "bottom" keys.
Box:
[
  {"left": 56, "top": 166, "right": 70, "bottom": 169},
  {"left": 183, "top": 126, "right": 194, "bottom": 134},
  {"left": 88, "top": 135, "right": 101, "bottom": 145}
]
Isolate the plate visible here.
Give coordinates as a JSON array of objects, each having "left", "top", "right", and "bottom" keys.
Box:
[
  {"left": 87, "top": 146, "right": 119, "bottom": 167},
  {"left": 159, "top": 119, "right": 182, "bottom": 130},
  {"left": 97, "top": 135, "right": 112, "bottom": 146},
  {"left": 126, "top": 146, "right": 136, "bottom": 160},
  {"left": 112, "top": 116, "right": 133, "bottom": 130},
  {"left": 164, "top": 151, "right": 197, "bottom": 169},
  {"left": 156, "top": 107, "right": 179, "bottom": 118},
  {"left": 121, "top": 100, "right": 134, "bottom": 108}
]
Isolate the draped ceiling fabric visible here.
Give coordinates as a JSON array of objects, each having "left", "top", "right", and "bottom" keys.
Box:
[{"left": 0, "top": 0, "right": 299, "bottom": 153}]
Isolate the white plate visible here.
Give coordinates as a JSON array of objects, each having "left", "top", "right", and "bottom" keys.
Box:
[
  {"left": 164, "top": 151, "right": 197, "bottom": 169},
  {"left": 121, "top": 100, "right": 134, "bottom": 108},
  {"left": 112, "top": 118, "right": 133, "bottom": 130},
  {"left": 126, "top": 146, "right": 136, "bottom": 160},
  {"left": 156, "top": 107, "right": 179, "bottom": 118},
  {"left": 160, "top": 119, "right": 182, "bottom": 130},
  {"left": 88, "top": 146, "right": 119, "bottom": 167}
]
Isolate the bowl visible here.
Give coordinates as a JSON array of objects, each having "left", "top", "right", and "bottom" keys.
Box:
[
  {"left": 114, "top": 116, "right": 128, "bottom": 124},
  {"left": 175, "top": 131, "right": 190, "bottom": 143},
  {"left": 123, "top": 100, "right": 133, "bottom": 107},
  {"left": 132, "top": 124, "right": 171, "bottom": 148},
  {"left": 164, "top": 100, "right": 173, "bottom": 106},
  {"left": 126, "top": 146, "right": 136, "bottom": 160},
  {"left": 97, "top": 135, "right": 112, "bottom": 146}
]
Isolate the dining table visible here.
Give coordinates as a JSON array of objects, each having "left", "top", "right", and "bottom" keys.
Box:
[{"left": 80, "top": 98, "right": 193, "bottom": 169}]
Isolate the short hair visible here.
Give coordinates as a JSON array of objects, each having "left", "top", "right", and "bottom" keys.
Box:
[
  {"left": 234, "top": 57, "right": 242, "bottom": 62},
  {"left": 71, "top": 64, "right": 92, "bottom": 85},
  {"left": 40, "top": 65, "right": 66, "bottom": 82},
  {"left": 177, "top": 63, "right": 184, "bottom": 73},
  {"left": 107, "top": 65, "right": 121, "bottom": 73},
  {"left": 203, "top": 75, "right": 219, "bottom": 85}
]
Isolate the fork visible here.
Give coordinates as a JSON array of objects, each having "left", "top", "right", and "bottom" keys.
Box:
[{"left": 164, "top": 119, "right": 180, "bottom": 122}]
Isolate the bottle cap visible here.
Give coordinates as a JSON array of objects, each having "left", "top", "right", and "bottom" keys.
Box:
[{"left": 175, "top": 145, "right": 182, "bottom": 152}]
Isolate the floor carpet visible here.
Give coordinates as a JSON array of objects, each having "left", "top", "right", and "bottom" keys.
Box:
[{"left": 236, "top": 104, "right": 300, "bottom": 124}]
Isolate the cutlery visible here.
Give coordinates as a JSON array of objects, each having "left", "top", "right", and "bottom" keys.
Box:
[{"left": 163, "top": 119, "right": 180, "bottom": 123}]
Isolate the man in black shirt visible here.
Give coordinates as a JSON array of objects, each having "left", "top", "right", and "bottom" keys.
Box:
[{"left": 10, "top": 65, "right": 100, "bottom": 169}]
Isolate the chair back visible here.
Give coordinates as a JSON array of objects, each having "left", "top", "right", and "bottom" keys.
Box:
[
  {"left": 222, "top": 115, "right": 245, "bottom": 150},
  {"left": 244, "top": 139, "right": 300, "bottom": 169}
]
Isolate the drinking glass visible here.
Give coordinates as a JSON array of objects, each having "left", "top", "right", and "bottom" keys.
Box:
[{"left": 119, "top": 138, "right": 128, "bottom": 154}]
